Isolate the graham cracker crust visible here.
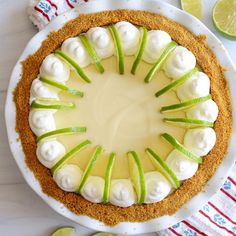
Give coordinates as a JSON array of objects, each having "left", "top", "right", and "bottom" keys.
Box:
[{"left": 13, "top": 10, "right": 232, "bottom": 225}]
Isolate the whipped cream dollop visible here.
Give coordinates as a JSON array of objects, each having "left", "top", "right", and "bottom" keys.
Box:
[
  {"left": 143, "top": 30, "right": 172, "bottom": 64},
  {"left": 145, "top": 172, "right": 171, "bottom": 203},
  {"left": 164, "top": 46, "right": 196, "bottom": 79},
  {"left": 29, "top": 110, "right": 56, "bottom": 136},
  {"left": 80, "top": 176, "right": 105, "bottom": 203},
  {"left": 115, "top": 21, "right": 140, "bottom": 56},
  {"left": 30, "top": 78, "right": 59, "bottom": 103},
  {"left": 186, "top": 99, "right": 218, "bottom": 122},
  {"left": 61, "top": 37, "right": 91, "bottom": 68},
  {"left": 87, "top": 27, "right": 114, "bottom": 59},
  {"left": 184, "top": 128, "right": 216, "bottom": 156},
  {"left": 109, "top": 179, "right": 136, "bottom": 207},
  {"left": 36, "top": 139, "right": 66, "bottom": 168},
  {"left": 176, "top": 72, "right": 210, "bottom": 101},
  {"left": 40, "top": 54, "right": 70, "bottom": 83},
  {"left": 166, "top": 150, "right": 198, "bottom": 180},
  {"left": 53, "top": 164, "right": 82, "bottom": 192}
]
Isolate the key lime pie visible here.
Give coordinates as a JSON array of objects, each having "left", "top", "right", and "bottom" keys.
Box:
[{"left": 14, "top": 10, "right": 232, "bottom": 225}]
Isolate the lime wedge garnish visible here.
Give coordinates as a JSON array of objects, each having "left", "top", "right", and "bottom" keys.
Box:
[
  {"left": 51, "top": 227, "right": 75, "bottom": 236},
  {"left": 39, "top": 77, "right": 84, "bottom": 97},
  {"left": 103, "top": 152, "right": 116, "bottom": 203},
  {"left": 127, "top": 151, "right": 146, "bottom": 204},
  {"left": 145, "top": 148, "right": 180, "bottom": 188},
  {"left": 160, "top": 95, "right": 211, "bottom": 113},
  {"left": 161, "top": 133, "right": 202, "bottom": 163},
  {"left": 144, "top": 41, "right": 177, "bottom": 83},
  {"left": 181, "top": 0, "right": 202, "bottom": 20},
  {"left": 55, "top": 49, "right": 91, "bottom": 83},
  {"left": 213, "top": 0, "right": 236, "bottom": 39},
  {"left": 131, "top": 27, "right": 148, "bottom": 75},
  {"left": 163, "top": 117, "right": 214, "bottom": 128},
  {"left": 155, "top": 67, "right": 198, "bottom": 97},
  {"left": 92, "top": 233, "right": 117, "bottom": 236},
  {"left": 79, "top": 35, "right": 105, "bottom": 73},
  {"left": 109, "top": 25, "right": 125, "bottom": 74},
  {"left": 51, "top": 139, "right": 91, "bottom": 174},
  {"left": 37, "top": 127, "right": 86, "bottom": 142},
  {"left": 31, "top": 99, "right": 76, "bottom": 110},
  {"left": 77, "top": 146, "right": 103, "bottom": 193}
]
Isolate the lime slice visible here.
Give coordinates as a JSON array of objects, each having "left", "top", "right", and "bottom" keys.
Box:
[
  {"left": 103, "top": 152, "right": 116, "bottom": 203},
  {"left": 31, "top": 99, "right": 76, "bottom": 110},
  {"left": 160, "top": 95, "right": 211, "bottom": 113},
  {"left": 131, "top": 27, "right": 148, "bottom": 75},
  {"left": 77, "top": 146, "right": 103, "bottom": 193},
  {"left": 181, "top": 0, "right": 202, "bottom": 20},
  {"left": 55, "top": 49, "right": 91, "bottom": 83},
  {"left": 163, "top": 117, "right": 214, "bottom": 128},
  {"left": 39, "top": 77, "right": 84, "bottom": 97},
  {"left": 51, "top": 227, "right": 75, "bottom": 236},
  {"left": 37, "top": 127, "right": 86, "bottom": 142},
  {"left": 145, "top": 148, "right": 180, "bottom": 188},
  {"left": 213, "top": 0, "right": 236, "bottom": 39},
  {"left": 92, "top": 233, "right": 117, "bottom": 236},
  {"left": 155, "top": 67, "right": 198, "bottom": 97},
  {"left": 109, "top": 25, "right": 125, "bottom": 74},
  {"left": 127, "top": 151, "right": 146, "bottom": 204},
  {"left": 161, "top": 133, "right": 202, "bottom": 163},
  {"left": 80, "top": 35, "right": 105, "bottom": 73},
  {"left": 144, "top": 41, "right": 177, "bottom": 83},
  {"left": 51, "top": 140, "right": 91, "bottom": 174}
]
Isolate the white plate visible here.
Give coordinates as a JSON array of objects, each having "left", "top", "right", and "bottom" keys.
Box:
[{"left": 5, "top": 0, "right": 236, "bottom": 234}]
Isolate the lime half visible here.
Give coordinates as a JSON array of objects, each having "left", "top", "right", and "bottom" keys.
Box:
[
  {"left": 51, "top": 227, "right": 75, "bottom": 236},
  {"left": 213, "top": 0, "right": 236, "bottom": 39},
  {"left": 92, "top": 233, "right": 117, "bottom": 236},
  {"left": 181, "top": 0, "right": 202, "bottom": 20}
]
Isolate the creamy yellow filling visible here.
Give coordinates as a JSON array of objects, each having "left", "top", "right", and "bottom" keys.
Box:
[{"left": 54, "top": 56, "right": 185, "bottom": 178}]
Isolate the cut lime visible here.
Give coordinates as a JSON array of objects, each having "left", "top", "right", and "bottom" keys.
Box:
[
  {"left": 155, "top": 67, "right": 198, "bottom": 97},
  {"left": 109, "top": 25, "right": 125, "bottom": 74},
  {"left": 145, "top": 148, "right": 180, "bottom": 188},
  {"left": 213, "top": 0, "right": 236, "bottom": 39},
  {"left": 131, "top": 27, "right": 148, "bottom": 75},
  {"left": 77, "top": 146, "right": 103, "bottom": 193},
  {"left": 160, "top": 95, "right": 211, "bottom": 113},
  {"left": 31, "top": 99, "right": 76, "bottom": 110},
  {"left": 163, "top": 117, "right": 214, "bottom": 128},
  {"left": 144, "top": 41, "right": 177, "bottom": 83},
  {"left": 127, "top": 151, "right": 146, "bottom": 204},
  {"left": 55, "top": 49, "right": 91, "bottom": 83},
  {"left": 181, "top": 0, "right": 202, "bottom": 20},
  {"left": 92, "top": 233, "right": 117, "bottom": 236},
  {"left": 80, "top": 34, "right": 105, "bottom": 73},
  {"left": 39, "top": 77, "right": 84, "bottom": 97},
  {"left": 103, "top": 152, "right": 116, "bottom": 203},
  {"left": 51, "top": 140, "right": 91, "bottom": 174},
  {"left": 51, "top": 227, "right": 75, "bottom": 236},
  {"left": 37, "top": 127, "right": 86, "bottom": 142},
  {"left": 161, "top": 133, "right": 202, "bottom": 163}
]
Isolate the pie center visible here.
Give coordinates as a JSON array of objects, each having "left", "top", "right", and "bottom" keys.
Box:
[{"left": 55, "top": 56, "right": 185, "bottom": 178}]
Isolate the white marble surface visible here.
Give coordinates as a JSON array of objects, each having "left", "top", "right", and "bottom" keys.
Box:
[{"left": 0, "top": 1, "right": 235, "bottom": 236}]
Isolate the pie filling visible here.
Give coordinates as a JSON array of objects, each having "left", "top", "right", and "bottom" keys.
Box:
[{"left": 29, "top": 21, "right": 218, "bottom": 207}]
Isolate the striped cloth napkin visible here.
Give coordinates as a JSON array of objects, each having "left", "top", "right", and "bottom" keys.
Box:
[{"left": 27, "top": 1, "right": 236, "bottom": 235}]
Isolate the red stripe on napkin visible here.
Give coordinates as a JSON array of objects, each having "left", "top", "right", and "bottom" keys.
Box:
[
  {"left": 66, "top": 0, "right": 74, "bottom": 8},
  {"left": 208, "top": 201, "right": 236, "bottom": 225},
  {"left": 34, "top": 6, "right": 50, "bottom": 22},
  {"left": 220, "top": 188, "right": 236, "bottom": 202},
  {"left": 199, "top": 210, "right": 236, "bottom": 236},
  {"left": 182, "top": 220, "right": 208, "bottom": 235},
  {"left": 168, "top": 227, "right": 182, "bottom": 236}
]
